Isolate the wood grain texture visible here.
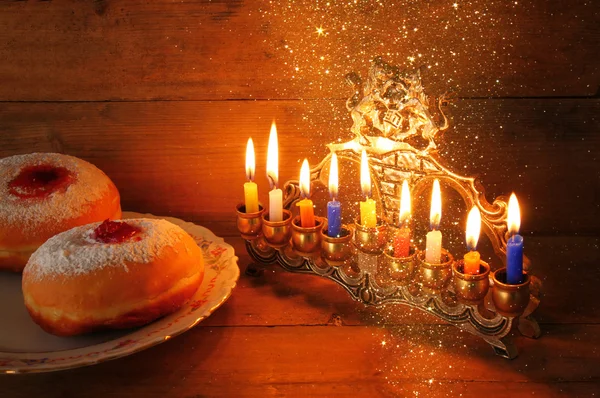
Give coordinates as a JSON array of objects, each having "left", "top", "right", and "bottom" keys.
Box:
[
  {"left": 1, "top": 323, "right": 599, "bottom": 397},
  {"left": 0, "top": 0, "right": 597, "bottom": 100},
  {"left": 0, "top": 98, "right": 597, "bottom": 235}
]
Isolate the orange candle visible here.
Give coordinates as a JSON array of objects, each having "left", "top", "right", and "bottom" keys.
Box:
[
  {"left": 359, "top": 150, "right": 377, "bottom": 227},
  {"left": 463, "top": 206, "right": 482, "bottom": 274},
  {"left": 393, "top": 180, "right": 411, "bottom": 257},
  {"left": 296, "top": 159, "right": 315, "bottom": 227}
]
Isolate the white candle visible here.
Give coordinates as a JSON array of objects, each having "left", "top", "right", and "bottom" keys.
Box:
[
  {"left": 425, "top": 230, "right": 442, "bottom": 263},
  {"left": 269, "top": 188, "right": 283, "bottom": 222},
  {"left": 266, "top": 121, "right": 283, "bottom": 222},
  {"left": 425, "top": 179, "right": 443, "bottom": 263}
]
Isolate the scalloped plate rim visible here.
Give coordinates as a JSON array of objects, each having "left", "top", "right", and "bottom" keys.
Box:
[{"left": 0, "top": 211, "right": 239, "bottom": 374}]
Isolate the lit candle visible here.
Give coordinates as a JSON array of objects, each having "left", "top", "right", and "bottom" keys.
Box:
[
  {"left": 463, "top": 206, "right": 482, "bottom": 274},
  {"left": 296, "top": 159, "right": 316, "bottom": 228},
  {"left": 359, "top": 149, "right": 377, "bottom": 227},
  {"left": 243, "top": 138, "right": 259, "bottom": 213},
  {"left": 425, "top": 179, "right": 442, "bottom": 263},
  {"left": 327, "top": 153, "right": 342, "bottom": 237},
  {"left": 393, "top": 180, "right": 411, "bottom": 257},
  {"left": 266, "top": 121, "right": 283, "bottom": 222},
  {"left": 506, "top": 193, "right": 524, "bottom": 284}
]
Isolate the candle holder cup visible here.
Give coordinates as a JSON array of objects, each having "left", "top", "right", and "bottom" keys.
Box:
[
  {"left": 321, "top": 225, "right": 353, "bottom": 266},
  {"left": 353, "top": 217, "right": 387, "bottom": 254},
  {"left": 492, "top": 268, "right": 531, "bottom": 317},
  {"left": 261, "top": 209, "right": 292, "bottom": 248},
  {"left": 417, "top": 249, "right": 454, "bottom": 292},
  {"left": 291, "top": 216, "right": 324, "bottom": 256},
  {"left": 383, "top": 246, "right": 417, "bottom": 283},
  {"left": 452, "top": 260, "right": 491, "bottom": 304},
  {"left": 236, "top": 203, "right": 265, "bottom": 240}
]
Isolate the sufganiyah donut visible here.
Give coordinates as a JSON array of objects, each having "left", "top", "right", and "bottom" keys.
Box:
[
  {"left": 22, "top": 218, "right": 205, "bottom": 336},
  {"left": 0, "top": 153, "right": 121, "bottom": 271}
]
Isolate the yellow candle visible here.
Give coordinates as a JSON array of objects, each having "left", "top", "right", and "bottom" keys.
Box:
[
  {"left": 243, "top": 138, "right": 259, "bottom": 213},
  {"left": 359, "top": 149, "right": 377, "bottom": 227},
  {"left": 463, "top": 206, "right": 482, "bottom": 274},
  {"left": 425, "top": 179, "right": 442, "bottom": 263},
  {"left": 266, "top": 121, "right": 283, "bottom": 222},
  {"left": 296, "top": 159, "right": 315, "bottom": 227},
  {"left": 244, "top": 182, "right": 259, "bottom": 213},
  {"left": 360, "top": 198, "right": 377, "bottom": 227}
]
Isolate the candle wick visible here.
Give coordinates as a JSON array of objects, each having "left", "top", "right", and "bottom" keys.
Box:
[{"left": 267, "top": 174, "right": 276, "bottom": 190}]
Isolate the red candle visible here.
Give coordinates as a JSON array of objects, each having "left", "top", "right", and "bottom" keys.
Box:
[{"left": 393, "top": 180, "right": 411, "bottom": 257}]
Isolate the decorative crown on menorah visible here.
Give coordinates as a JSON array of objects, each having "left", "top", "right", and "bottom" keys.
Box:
[{"left": 236, "top": 57, "right": 541, "bottom": 359}]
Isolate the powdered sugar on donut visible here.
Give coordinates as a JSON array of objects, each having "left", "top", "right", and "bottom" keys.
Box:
[
  {"left": 0, "top": 153, "right": 113, "bottom": 236},
  {"left": 27, "top": 219, "right": 189, "bottom": 280}
]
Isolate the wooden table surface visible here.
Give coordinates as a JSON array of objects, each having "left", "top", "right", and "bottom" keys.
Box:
[
  {"left": 0, "top": 0, "right": 599, "bottom": 396},
  {"left": 0, "top": 235, "right": 598, "bottom": 397}
]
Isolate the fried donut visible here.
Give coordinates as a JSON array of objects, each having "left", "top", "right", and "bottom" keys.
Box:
[
  {"left": 22, "top": 218, "right": 205, "bottom": 336},
  {"left": 0, "top": 153, "right": 121, "bottom": 271}
]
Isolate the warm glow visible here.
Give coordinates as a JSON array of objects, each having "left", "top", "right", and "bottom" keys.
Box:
[
  {"left": 341, "top": 140, "right": 361, "bottom": 152},
  {"left": 360, "top": 149, "right": 371, "bottom": 198},
  {"left": 266, "top": 121, "right": 278, "bottom": 188},
  {"left": 507, "top": 193, "right": 521, "bottom": 235},
  {"left": 329, "top": 152, "right": 338, "bottom": 200},
  {"left": 399, "top": 180, "right": 411, "bottom": 224},
  {"left": 373, "top": 137, "right": 395, "bottom": 152},
  {"left": 466, "top": 206, "right": 482, "bottom": 251},
  {"left": 430, "top": 179, "right": 442, "bottom": 230},
  {"left": 300, "top": 159, "right": 311, "bottom": 199},
  {"left": 245, "top": 138, "right": 255, "bottom": 181}
]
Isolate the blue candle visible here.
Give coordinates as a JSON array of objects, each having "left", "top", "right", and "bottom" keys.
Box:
[
  {"left": 327, "top": 153, "right": 342, "bottom": 237},
  {"left": 506, "top": 234, "right": 523, "bottom": 284},
  {"left": 506, "top": 193, "right": 524, "bottom": 284},
  {"left": 327, "top": 200, "right": 342, "bottom": 237}
]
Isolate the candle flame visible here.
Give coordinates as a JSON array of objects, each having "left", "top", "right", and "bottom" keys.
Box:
[
  {"left": 329, "top": 152, "right": 338, "bottom": 200},
  {"left": 466, "top": 206, "right": 481, "bottom": 251},
  {"left": 245, "top": 138, "right": 255, "bottom": 181},
  {"left": 430, "top": 179, "right": 442, "bottom": 230},
  {"left": 299, "top": 159, "right": 311, "bottom": 198},
  {"left": 266, "top": 121, "right": 278, "bottom": 189},
  {"left": 507, "top": 193, "right": 521, "bottom": 235},
  {"left": 360, "top": 149, "right": 371, "bottom": 198},
  {"left": 399, "top": 180, "right": 411, "bottom": 224}
]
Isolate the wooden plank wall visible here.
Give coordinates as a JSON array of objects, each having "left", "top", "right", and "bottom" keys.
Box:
[
  {"left": 0, "top": 3, "right": 599, "bottom": 396},
  {"left": 0, "top": 0, "right": 598, "bottom": 237}
]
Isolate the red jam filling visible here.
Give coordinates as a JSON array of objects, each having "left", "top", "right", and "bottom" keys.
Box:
[
  {"left": 8, "top": 165, "right": 74, "bottom": 199},
  {"left": 92, "top": 220, "right": 142, "bottom": 244}
]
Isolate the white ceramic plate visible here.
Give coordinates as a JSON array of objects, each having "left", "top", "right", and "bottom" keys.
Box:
[{"left": 0, "top": 212, "right": 239, "bottom": 374}]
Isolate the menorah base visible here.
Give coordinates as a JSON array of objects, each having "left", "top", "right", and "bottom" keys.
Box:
[{"left": 244, "top": 237, "right": 541, "bottom": 359}]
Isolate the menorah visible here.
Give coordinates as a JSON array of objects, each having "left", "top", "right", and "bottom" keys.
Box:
[{"left": 236, "top": 58, "right": 541, "bottom": 359}]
